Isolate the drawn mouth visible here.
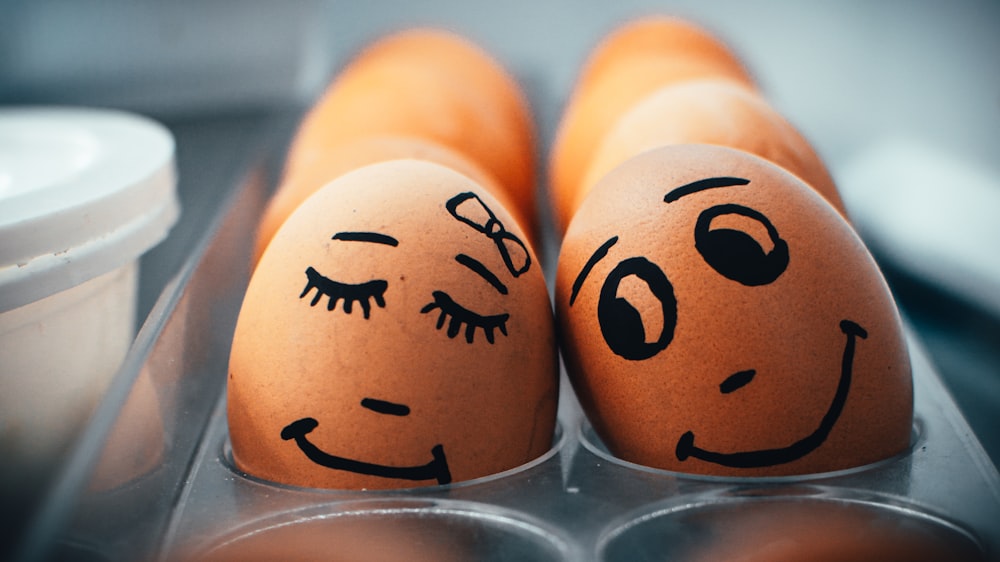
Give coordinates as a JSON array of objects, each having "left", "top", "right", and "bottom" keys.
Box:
[
  {"left": 675, "top": 319, "right": 867, "bottom": 469},
  {"left": 281, "top": 417, "right": 452, "bottom": 485}
]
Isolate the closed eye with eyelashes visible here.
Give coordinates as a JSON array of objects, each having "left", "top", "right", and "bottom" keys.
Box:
[
  {"left": 300, "top": 266, "right": 388, "bottom": 319},
  {"left": 421, "top": 290, "right": 509, "bottom": 344}
]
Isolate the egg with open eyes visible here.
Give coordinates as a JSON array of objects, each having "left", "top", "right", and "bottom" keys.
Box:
[
  {"left": 555, "top": 144, "right": 911, "bottom": 477},
  {"left": 229, "top": 159, "right": 557, "bottom": 489}
]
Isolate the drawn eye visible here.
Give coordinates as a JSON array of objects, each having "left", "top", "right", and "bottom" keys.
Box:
[
  {"left": 300, "top": 266, "right": 387, "bottom": 319},
  {"left": 695, "top": 204, "right": 789, "bottom": 286},
  {"left": 597, "top": 257, "right": 677, "bottom": 360},
  {"left": 420, "top": 291, "right": 509, "bottom": 344}
]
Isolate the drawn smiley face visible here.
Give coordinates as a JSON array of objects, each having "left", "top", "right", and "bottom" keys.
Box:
[
  {"left": 229, "top": 160, "right": 557, "bottom": 490},
  {"left": 556, "top": 145, "right": 912, "bottom": 477}
]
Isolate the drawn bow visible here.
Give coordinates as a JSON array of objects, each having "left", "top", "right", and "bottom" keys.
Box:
[{"left": 445, "top": 192, "right": 530, "bottom": 277}]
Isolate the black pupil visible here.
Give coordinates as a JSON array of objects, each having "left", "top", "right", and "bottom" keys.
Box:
[
  {"left": 695, "top": 204, "right": 788, "bottom": 286},
  {"left": 597, "top": 257, "right": 676, "bottom": 361}
]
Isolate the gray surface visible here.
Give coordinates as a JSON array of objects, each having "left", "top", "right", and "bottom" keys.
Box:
[{"left": 136, "top": 113, "right": 298, "bottom": 322}]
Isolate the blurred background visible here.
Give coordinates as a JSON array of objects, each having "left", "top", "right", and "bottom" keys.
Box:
[{"left": 2, "top": 0, "right": 999, "bottom": 552}]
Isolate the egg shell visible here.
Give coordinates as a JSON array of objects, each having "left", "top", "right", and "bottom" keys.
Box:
[
  {"left": 578, "top": 79, "right": 845, "bottom": 217},
  {"left": 555, "top": 144, "right": 912, "bottom": 477},
  {"left": 575, "top": 16, "right": 755, "bottom": 94},
  {"left": 229, "top": 159, "right": 557, "bottom": 489},
  {"left": 284, "top": 29, "right": 538, "bottom": 238},
  {"left": 253, "top": 135, "right": 508, "bottom": 265},
  {"left": 684, "top": 501, "right": 981, "bottom": 562},
  {"left": 549, "top": 16, "right": 754, "bottom": 231},
  {"left": 185, "top": 509, "right": 466, "bottom": 562}
]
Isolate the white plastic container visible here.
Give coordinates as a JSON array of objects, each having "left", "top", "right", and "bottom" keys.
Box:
[{"left": 0, "top": 107, "right": 178, "bottom": 495}]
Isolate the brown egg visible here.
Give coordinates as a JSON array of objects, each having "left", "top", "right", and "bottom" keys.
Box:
[
  {"left": 555, "top": 144, "right": 911, "bottom": 477},
  {"left": 253, "top": 135, "right": 506, "bottom": 265},
  {"left": 549, "top": 16, "right": 754, "bottom": 232},
  {"left": 185, "top": 510, "right": 467, "bottom": 562},
  {"left": 284, "top": 29, "right": 538, "bottom": 238},
  {"left": 229, "top": 159, "right": 557, "bottom": 489},
  {"left": 574, "top": 15, "right": 754, "bottom": 94},
  {"left": 578, "top": 79, "right": 845, "bottom": 217},
  {"left": 684, "top": 501, "right": 985, "bottom": 562}
]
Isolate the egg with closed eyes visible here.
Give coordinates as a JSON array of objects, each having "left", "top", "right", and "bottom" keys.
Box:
[
  {"left": 229, "top": 159, "right": 557, "bottom": 489},
  {"left": 556, "top": 144, "right": 911, "bottom": 477}
]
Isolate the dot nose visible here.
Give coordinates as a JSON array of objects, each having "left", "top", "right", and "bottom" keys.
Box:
[{"left": 719, "top": 369, "right": 756, "bottom": 394}]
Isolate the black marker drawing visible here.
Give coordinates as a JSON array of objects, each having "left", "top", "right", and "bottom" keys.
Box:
[
  {"left": 446, "top": 192, "right": 530, "bottom": 277},
  {"left": 300, "top": 267, "right": 387, "bottom": 319},
  {"left": 597, "top": 257, "right": 677, "bottom": 360},
  {"left": 694, "top": 204, "right": 789, "bottom": 286},
  {"left": 675, "top": 320, "right": 867, "bottom": 468},
  {"left": 421, "top": 290, "right": 509, "bottom": 344},
  {"left": 281, "top": 417, "right": 452, "bottom": 485},
  {"left": 570, "top": 236, "right": 618, "bottom": 306},
  {"left": 719, "top": 369, "right": 756, "bottom": 394},
  {"left": 664, "top": 176, "right": 750, "bottom": 203},
  {"left": 456, "top": 254, "right": 508, "bottom": 295},
  {"left": 332, "top": 231, "right": 400, "bottom": 246},
  {"left": 361, "top": 397, "right": 410, "bottom": 416}
]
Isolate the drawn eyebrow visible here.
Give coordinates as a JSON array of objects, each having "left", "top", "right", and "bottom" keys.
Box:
[
  {"left": 361, "top": 397, "right": 410, "bottom": 416},
  {"left": 664, "top": 177, "right": 751, "bottom": 203},
  {"left": 569, "top": 236, "right": 618, "bottom": 306},
  {"left": 455, "top": 254, "right": 508, "bottom": 295},
  {"left": 332, "top": 231, "right": 399, "bottom": 246}
]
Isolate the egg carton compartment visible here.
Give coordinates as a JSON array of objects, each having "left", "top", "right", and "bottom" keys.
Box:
[
  {"left": 153, "top": 346, "right": 1000, "bottom": 562},
  {"left": 157, "top": 401, "right": 579, "bottom": 561},
  {"left": 12, "top": 112, "right": 1000, "bottom": 562}
]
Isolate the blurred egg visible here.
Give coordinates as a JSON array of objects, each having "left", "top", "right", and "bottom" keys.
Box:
[
  {"left": 555, "top": 144, "right": 911, "bottom": 477},
  {"left": 549, "top": 16, "right": 754, "bottom": 231},
  {"left": 684, "top": 500, "right": 985, "bottom": 562},
  {"left": 187, "top": 511, "right": 468, "bottom": 562},
  {"left": 578, "top": 79, "right": 845, "bottom": 217},
  {"left": 284, "top": 29, "right": 538, "bottom": 237},
  {"left": 253, "top": 135, "right": 506, "bottom": 265},
  {"left": 229, "top": 159, "right": 557, "bottom": 489},
  {"left": 574, "top": 15, "right": 754, "bottom": 94}
]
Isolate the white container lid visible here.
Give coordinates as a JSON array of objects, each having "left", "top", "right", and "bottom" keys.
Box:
[{"left": 0, "top": 107, "right": 179, "bottom": 313}]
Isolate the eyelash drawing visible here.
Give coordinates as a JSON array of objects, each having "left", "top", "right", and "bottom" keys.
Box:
[
  {"left": 420, "top": 291, "right": 509, "bottom": 344},
  {"left": 300, "top": 266, "right": 387, "bottom": 319}
]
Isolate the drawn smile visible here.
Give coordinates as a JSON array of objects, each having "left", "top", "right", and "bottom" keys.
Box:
[
  {"left": 675, "top": 320, "right": 867, "bottom": 468},
  {"left": 281, "top": 417, "right": 452, "bottom": 485}
]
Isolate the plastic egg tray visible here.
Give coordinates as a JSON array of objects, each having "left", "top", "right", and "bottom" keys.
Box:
[{"left": 19, "top": 126, "right": 1000, "bottom": 562}]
